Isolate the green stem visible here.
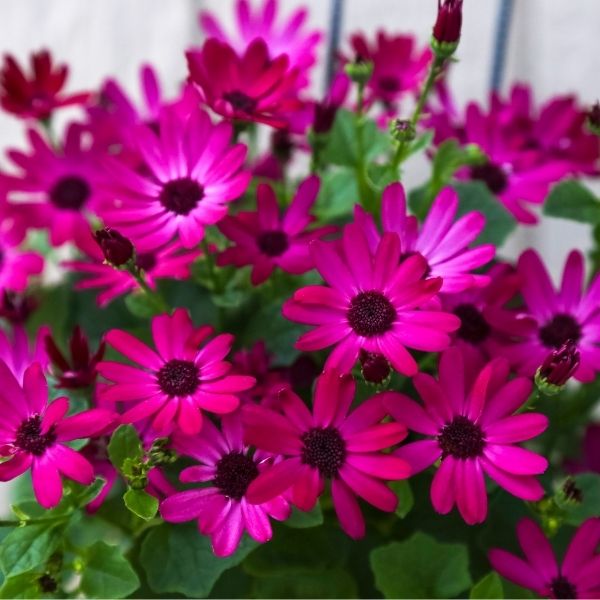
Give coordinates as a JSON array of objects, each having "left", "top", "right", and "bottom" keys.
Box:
[
  {"left": 201, "top": 239, "right": 222, "bottom": 293},
  {"left": 354, "top": 82, "right": 377, "bottom": 213},
  {"left": 128, "top": 265, "right": 169, "bottom": 313}
]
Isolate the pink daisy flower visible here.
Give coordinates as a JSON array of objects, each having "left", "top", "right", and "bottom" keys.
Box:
[
  {"left": 64, "top": 239, "right": 200, "bottom": 307},
  {"left": 160, "top": 413, "right": 291, "bottom": 557},
  {"left": 384, "top": 348, "right": 548, "bottom": 525},
  {"left": 2, "top": 124, "right": 106, "bottom": 248},
  {"left": 199, "top": 0, "right": 322, "bottom": 90},
  {"left": 99, "top": 106, "right": 250, "bottom": 251},
  {"left": 0, "top": 361, "right": 115, "bottom": 508},
  {"left": 186, "top": 38, "right": 301, "bottom": 129},
  {"left": 282, "top": 223, "right": 460, "bottom": 375},
  {"left": 0, "top": 50, "right": 89, "bottom": 120},
  {"left": 218, "top": 176, "right": 335, "bottom": 285},
  {"left": 354, "top": 182, "right": 495, "bottom": 293},
  {"left": 242, "top": 370, "right": 411, "bottom": 539},
  {"left": 97, "top": 308, "right": 255, "bottom": 435},
  {"left": 498, "top": 249, "right": 600, "bottom": 383},
  {"left": 346, "top": 31, "right": 431, "bottom": 111},
  {"left": 0, "top": 324, "right": 48, "bottom": 383},
  {"left": 489, "top": 517, "right": 600, "bottom": 599}
]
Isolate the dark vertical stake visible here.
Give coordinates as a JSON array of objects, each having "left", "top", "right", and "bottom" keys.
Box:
[
  {"left": 324, "top": 0, "right": 344, "bottom": 91},
  {"left": 490, "top": 0, "right": 515, "bottom": 92}
]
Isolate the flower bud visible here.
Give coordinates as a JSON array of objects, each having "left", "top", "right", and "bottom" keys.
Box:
[
  {"left": 94, "top": 227, "right": 134, "bottom": 267},
  {"left": 431, "top": 0, "right": 463, "bottom": 58},
  {"left": 535, "top": 339, "right": 580, "bottom": 394},
  {"left": 0, "top": 291, "right": 37, "bottom": 324},
  {"left": 344, "top": 57, "right": 373, "bottom": 86},
  {"left": 390, "top": 119, "right": 416, "bottom": 144},
  {"left": 586, "top": 101, "right": 600, "bottom": 136},
  {"left": 359, "top": 350, "right": 391, "bottom": 386}
]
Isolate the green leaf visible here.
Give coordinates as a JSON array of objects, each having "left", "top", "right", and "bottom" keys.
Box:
[
  {"left": 107, "top": 425, "right": 143, "bottom": 472},
  {"left": 315, "top": 168, "right": 359, "bottom": 222},
  {"left": 253, "top": 567, "right": 358, "bottom": 599},
  {"left": 124, "top": 293, "right": 158, "bottom": 319},
  {"left": 0, "top": 571, "right": 42, "bottom": 599},
  {"left": 0, "top": 524, "right": 60, "bottom": 578},
  {"left": 389, "top": 480, "right": 414, "bottom": 518},
  {"left": 452, "top": 181, "right": 516, "bottom": 247},
  {"left": 543, "top": 179, "right": 600, "bottom": 224},
  {"left": 140, "top": 523, "right": 257, "bottom": 597},
  {"left": 79, "top": 541, "right": 139, "bottom": 599},
  {"left": 123, "top": 488, "right": 158, "bottom": 521},
  {"left": 470, "top": 572, "right": 503, "bottom": 599},
  {"left": 284, "top": 504, "right": 324, "bottom": 529},
  {"left": 370, "top": 532, "right": 472, "bottom": 599}
]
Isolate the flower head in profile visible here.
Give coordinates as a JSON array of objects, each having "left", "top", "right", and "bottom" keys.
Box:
[
  {"left": 0, "top": 324, "right": 48, "bottom": 383},
  {"left": 243, "top": 370, "right": 410, "bottom": 539},
  {"left": 385, "top": 347, "right": 549, "bottom": 524},
  {"left": 498, "top": 249, "right": 600, "bottom": 382},
  {"left": 283, "top": 223, "right": 459, "bottom": 375},
  {"left": 354, "top": 182, "right": 495, "bottom": 293},
  {"left": 0, "top": 361, "right": 115, "bottom": 508},
  {"left": 2, "top": 124, "right": 106, "bottom": 248},
  {"left": 0, "top": 291, "right": 37, "bottom": 324},
  {"left": 218, "top": 176, "right": 335, "bottom": 285},
  {"left": 346, "top": 31, "right": 431, "bottom": 111},
  {"left": 0, "top": 50, "right": 89, "bottom": 120},
  {"left": 199, "top": 0, "right": 322, "bottom": 90},
  {"left": 161, "top": 413, "right": 290, "bottom": 557},
  {"left": 312, "top": 72, "right": 351, "bottom": 134},
  {"left": 489, "top": 517, "right": 600, "bottom": 599},
  {"left": 64, "top": 239, "right": 200, "bottom": 307},
  {"left": 186, "top": 38, "right": 301, "bottom": 128},
  {"left": 97, "top": 308, "right": 255, "bottom": 435},
  {"left": 99, "top": 107, "right": 250, "bottom": 251}
]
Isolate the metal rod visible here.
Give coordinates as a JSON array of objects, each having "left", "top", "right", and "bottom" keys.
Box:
[
  {"left": 490, "top": 0, "right": 515, "bottom": 92},
  {"left": 324, "top": 0, "right": 344, "bottom": 91}
]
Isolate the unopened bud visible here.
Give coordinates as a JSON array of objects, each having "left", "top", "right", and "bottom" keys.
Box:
[
  {"left": 344, "top": 57, "right": 373, "bottom": 86},
  {"left": 586, "top": 101, "right": 600, "bottom": 136},
  {"left": 94, "top": 227, "right": 134, "bottom": 267},
  {"left": 431, "top": 0, "right": 463, "bottom": 58},
  {"left": 535, "top": 340, "right": 580, "bottom": 394},
  {"left": 390, "top": 119, "right": 416, "bottom": 144},
  {"left": 360, "top": 350, "right": 391, "bottom": 386}
]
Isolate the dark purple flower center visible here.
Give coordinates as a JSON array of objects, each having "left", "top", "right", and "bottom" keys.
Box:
[
  {"left": 301, "top": 426, "right": 346, "bottom": 478},
  {"left": 539, "top": 314, "right": 582, "bottom": 349},
  {"left": 135, "top": 252, "right": 157, "bottom": 272},
  {"left": 438, "top": 415, "right": 485, "bottom": 459},
  {"left": 157, "top": 359, "right": 199, "bottom": 396},
  {"left": 14, "top": 415, "right": 56, "bottom": 456},
  {"left": 223, "top": 90, "right": 257, "bottom": 114},
  {"left": 347, "top": 291, "right": 396, "bottom": 337},
  {"left": 550, "top": 575, "right": 577, "bottom": 599},
  {"left": 49, "top": 175, "right": 91, "bottom": 210},
  {"left": 257, "top": 230, "right": 288, "bottom": 257},
  {"left": 378, "top": 76, "right": 401, "bottom": 93},
  {"left": 453, "top": 303, "right": 490, "bottom": 344},
  {"left": 213, "top": 451, "right": 259, "bottom": 501},
  {"left": 159, "top": 178, "right": 203, "bottom": 215},
  {"left": 470, "top": 162, "right": 508, "bottom": 194}
]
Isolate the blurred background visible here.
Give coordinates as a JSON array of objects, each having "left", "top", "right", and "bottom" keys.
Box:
[{"left": 0, "top": 0, "right": 599, "bottom": 274}]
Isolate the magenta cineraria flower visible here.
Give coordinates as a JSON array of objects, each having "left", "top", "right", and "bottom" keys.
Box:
[
  {"left": 347, "top": 31, "right": 431, "bottom": 111},
  {"left": 312, "top": 72, "right": 351, "bottom": 134},
  {"left": 186, "top": 38, "right": 301, "bottom": 129},
  {"left": 283, "top": 223, "right": 459, "bottom": 375},
  {"left": 0, "top": 361, "right": 114, "bottom": 508},
  {"left": 489, "top": 517, "right": 600, "bottom": 599},
  {"left": 385, "top": 348, "right": 548, "bottom": 524},
  {"left": 2, "top": 124, "right": 106, "bottom": 249},
  {"left": 355, "top": 183, "right": 495, "bottom": 293},
  {"left": 499, "top": 249, "right": 600, "bottom": 383},
  {"left": 199, "top": 0, "right": 321, "bottom": 90},
  {"left": 0, "top": 324, "right": 48, "bottom": 383},
  {"left": 99, "top": 106, "right": 250, "bottom": 251},
  {"left": 97, "top": 308, "right": 255, "bottom": 435},
  {"left": 161, "top": 413, "right": 291, "bottom": 557},
  {"left": 64, "top": 239, "right": 200, "bottom": 307},
  {"left": 218, "top": 176, "right": 335, "bottom": 285},
  {"left": 243, "top": 370, "right": 411, "bottom": 539}
]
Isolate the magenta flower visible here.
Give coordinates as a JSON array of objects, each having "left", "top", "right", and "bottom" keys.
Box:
[
  {"left": 0, "top": 50, "right": 89, "bottom": 120},
  {"left": 161, "top": 413, "right": 291, "bottom": 557},
  {"left": 385, "top": 348, "right": 549, "bottom": 524},
  {"left": 354, "top": 183, "right": 495, "bottom": 293},
  {"left": 489, "top": 517, "right": 600, "bottom": 599},
  {"left": 312, "top": 72, "right": 351, "bottom": 134},
  {"left": 0, "top": 324, "right": 48, "bottom": 383},
  {"left": 97, "top": 308, "right": 255, "bottom": 435},
  {"left": 218, "top": 176, "right": 335, "bottom": 285},
  {"left": 2, "top": 125, "right": 106, "bottom": 248},
  {"left": 243, "top": 370, "right": 410, "bottom": 539},
  {"left": 567, "top": 423, "right": 600, "bottom": 475},
  {"left": 186, "top": 38, "right": 301, "bottom": 129},
  {"left": 283, "top": 223, "right": 459, "bottom": 375},
  {"left": 0, "top": 361, "right": 115, "bottom": 508},
  {"left": 99, "top": 107, "right": 250, "bottom": 251},
  {"left": 498, "top": 249, "right": 600, "bottom": 383},
  {"left": 199, "top": 0, "right": 321, "bottom": 90},
  {"left": 347, "top": 31, "right": 431, "bottom": 110},
  {"left": 64, "top": 239, "right": 200, "bottom": 307}
]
